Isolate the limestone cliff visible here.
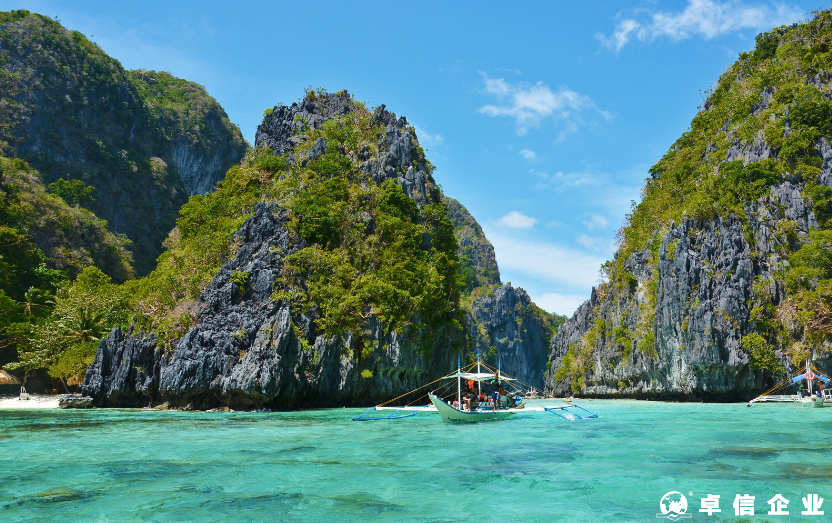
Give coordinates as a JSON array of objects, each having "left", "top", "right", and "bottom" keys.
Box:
[
  {"left": 83, "top": 92, "right": 457, "bottom": 409},
  {"left": 83, "top": 91, "right": 563, "bottom": 409},
  {"left": 84, "top": 203, "right": 456, "bottom": 408},
  {"left": 0, "top": 11, "right": 246, "bottom": 275},
  {"left": 466, "top": 285, "right": 563, "bottom": 389},
  {"left": 546, "top": 13, "right": 832, "bottom": 400}
]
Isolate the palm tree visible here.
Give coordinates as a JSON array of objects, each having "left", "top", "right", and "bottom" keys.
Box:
[
  {"left": 18, "top": 287, "right": 53, "bottom": 320},
  {"left": 62, "top": 307, "right": 106, "bottom": 344}
]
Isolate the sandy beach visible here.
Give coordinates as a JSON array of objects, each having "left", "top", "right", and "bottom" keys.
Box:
[{"left": 0, "top": 394, "right": 61, "bottom": 409}]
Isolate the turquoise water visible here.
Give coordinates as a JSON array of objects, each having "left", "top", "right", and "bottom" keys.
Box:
[{"left": 1, "top": 400, "right": 831, "bottom": 522}]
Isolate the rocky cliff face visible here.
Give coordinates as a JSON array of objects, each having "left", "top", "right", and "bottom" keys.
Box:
[
  {"left": 0, "top": 11, "right": 246, "bottom": 275},
  {"left": 443, "top": 196, "right": 501, "bottom": 292},
  {"left": 467, "top": 285, "right": 559, "bottom": 390},
  {"left": 83, "top": 92, "right": 455, "bottom": 409},
  {"left": 547, "top": 181, "right": 820, "bottom": 400},
  {"left": 256, "top": 94, "right": 436, "bottom": 206},
  {"left": 83, "top": 203, "right": 455, "bottom": 409},
  {"left": 443, "top": 196, "right": 561, "bottom": 390},
  {"left": 546, "top": 14, "right": 832, "bottom": 400},
  {"left": 83, "top": 91, "right": 562, "bottom": 409}
]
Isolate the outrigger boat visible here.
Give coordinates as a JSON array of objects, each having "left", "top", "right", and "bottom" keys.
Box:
[
  {"left": 352, "top": 352, "right": 598, "bottom": 423},
  {"left": 747, "top": 360, "right": 831, "bottom": 407}
]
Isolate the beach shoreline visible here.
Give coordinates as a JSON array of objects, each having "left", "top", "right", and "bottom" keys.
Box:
[{"left": 0, "top": 394, "right": 61, "bottom": 409}]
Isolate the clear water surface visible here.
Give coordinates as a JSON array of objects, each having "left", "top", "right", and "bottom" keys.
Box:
[{"left": 1, "top": 400, "right": 831, "bottom": 522}]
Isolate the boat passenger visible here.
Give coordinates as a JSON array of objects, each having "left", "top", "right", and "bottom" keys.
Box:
[
  {"left": 491, "top": 388, "right": 500, "bottom": 411},
  {"left": 462, "top": 391, "right": 472, "bottom": 412}
]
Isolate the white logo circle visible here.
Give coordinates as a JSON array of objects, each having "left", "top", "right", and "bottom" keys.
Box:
[{"left": 659, "top": 491, "right": 688, "bottom": 518}]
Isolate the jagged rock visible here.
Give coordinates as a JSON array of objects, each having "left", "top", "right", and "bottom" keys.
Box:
[
  {"left": 466, "top": 285, "right": 557, "bottom": 389},
  {"left": 546, "top": 181, "right": 822, "bottom": 400},
  {"left": 443, "top": 196, "right": 501, "bottom": 290},
  {"left": 256, "top": 92, "right": 435, "bottom": 206},
  {"left": 58, "top": 394, "right": 93, "bottom": 409},
  {"left": 83, "top": 203, "right": 457, "bottom": 409},
  {"left": 84, "top": 92, "right": 559, "bottom": 409}
]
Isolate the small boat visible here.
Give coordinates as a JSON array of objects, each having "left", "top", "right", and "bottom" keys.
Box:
[
  {"left": 353, "top": 352, "right": 598, "bottom": 423},
  {"left": 794, "top": 361, "right": 826, "bottom": 408},
  {"left": 747, "top": 360, "right": 829, "bottom": 407}
]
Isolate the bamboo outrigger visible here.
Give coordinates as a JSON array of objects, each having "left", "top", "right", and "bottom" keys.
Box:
[{"left": 352, "top": 351, "right": 598, "bottom": 423}]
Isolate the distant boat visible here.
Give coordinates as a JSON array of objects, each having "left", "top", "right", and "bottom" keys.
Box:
[{"left": 747, "top": 360, "right": 829, "bottom": 407}]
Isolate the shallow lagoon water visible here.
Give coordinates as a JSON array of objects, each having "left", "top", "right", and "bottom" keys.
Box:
[{"left": 1, "top": 400, "right": 831, "bottom": 522}]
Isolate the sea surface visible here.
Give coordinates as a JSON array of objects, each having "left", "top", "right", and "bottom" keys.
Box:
[{"left": 1, "top": 400, "right": 831, "bottom": 522}]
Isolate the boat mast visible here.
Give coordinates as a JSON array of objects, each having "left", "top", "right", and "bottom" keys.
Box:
[
  {"left": 457, "top": 355, "right": 461, "bottom": 410},
  {"left": 477, "top": 347, "right": 481, "bottom": 398}
]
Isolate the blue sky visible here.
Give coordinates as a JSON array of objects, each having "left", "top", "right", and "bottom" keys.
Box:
[{"left": 2, "top": 0, "right": 825, "bottom": 315}]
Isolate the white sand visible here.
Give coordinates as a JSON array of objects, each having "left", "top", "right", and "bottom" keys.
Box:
[{"left": 0, "top": 394, "right": 61, "bottom": 409}]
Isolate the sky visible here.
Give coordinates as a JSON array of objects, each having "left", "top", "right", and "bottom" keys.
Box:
[{"left": 1, "top": 0, "right": 826, "bottom": 316}]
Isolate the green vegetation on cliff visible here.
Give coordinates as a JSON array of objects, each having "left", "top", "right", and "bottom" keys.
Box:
[
  {"left": 592, "top": 11, "right": 832, "bottom": 368},
  {"left": 442, "top": 196, "right": 501, "bottom": 294},
  {"left": 125, "top": 92, "right": 463, "bottom": 353},
  {"left": 0, "top": 10, "right": 246, "bottom": 385},
  {"left": 0, "top": 157, "right": 134, "bottom": 384},
  {"left": 0, "top": 10, "right": 246, "bottom": 275}
]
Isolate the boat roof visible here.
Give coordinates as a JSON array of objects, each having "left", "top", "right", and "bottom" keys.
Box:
[{"left": 444, "top": 372, "right": 516, "bottom": 381}]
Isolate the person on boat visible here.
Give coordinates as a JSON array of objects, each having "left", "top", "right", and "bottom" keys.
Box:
[
  {"left": 462, "top": 391, "right": 472, "bottom": 412},
  {"left": 491, "top": 387, "right": 501, "bottom": 411}
]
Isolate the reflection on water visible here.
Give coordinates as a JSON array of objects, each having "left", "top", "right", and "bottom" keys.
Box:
[{"left": 1, "top": 401, "right": 831, "bottom": 522}]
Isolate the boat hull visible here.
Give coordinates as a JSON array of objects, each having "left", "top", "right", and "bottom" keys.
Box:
[
  {"left": 428, "top": 394, "right": 515, "bottom": 422},
  {"left": 798, "top": 396, "right": 825, "bottom": 408}
]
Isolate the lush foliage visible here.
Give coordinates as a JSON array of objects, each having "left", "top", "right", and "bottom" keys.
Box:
[
  {"left": 0, "top": 11, "right": 246, "bottom": 275},
  {"left": 273, "top": 99, "right": 463, "bottom": 348},
  {"left": 117, "top": 92, "right": 464, "bottom": 357},
  {"left": 0, "top": 156, "right": 134, "bottom": 384},
  {"left": 4, "top": 267, "right": 133, "bottom": 383},
  {"left": 554, "top": 11, "right": 832, "bottom": 386}
]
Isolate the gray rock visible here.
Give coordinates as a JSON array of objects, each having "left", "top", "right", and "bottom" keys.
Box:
[
  {"left": 58, "top": 394, "right": 93, "bottom": 409},
  {"left": 545, "top": 179, "right": 822, "bottom": 400},
  {"left": 84, "top": 93, "right": 555, "bottom": 410},
  {"left": 466, "top": 285, "right": 554, "bottom": 389},
  {"left": 82, "top": 202, "right": 459, "bottom": 409}
]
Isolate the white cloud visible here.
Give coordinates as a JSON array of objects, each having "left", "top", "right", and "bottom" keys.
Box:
[
  {"left": 531, "top": 169, "right": 597, "bottom": 191},
  {"left": 529, "top": 292, "right": 589, "bottom": 317},
  {"left": 519, "top": 149, "right": 536, "bottom": 160},
  {"left": 576, "top": 234, "right": 616, "bottom": 253},
  {"left": 412, "top": 125, "right": 444, "bottom": 146},
  {"left": 583, "top": 214, "right": 610, "bottom": 231},
  {"left": 598, "top": 0, "right": 804, "bottom": 52},
  {"left": 484, "top": 231, "right": 607, "bottom": 290},
  {"left": 495, "top": 211, "right": 538, "bottom": 229},
  {"left": 478, "top": 74, "right": 612, "bottom": 135}
]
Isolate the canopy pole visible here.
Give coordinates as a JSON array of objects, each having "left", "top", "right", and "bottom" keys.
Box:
[
  {"left": 477, "top": 347, "right": 481, "bottom": 399},
  {"left": 457, "top": 355, "right": 461, "bottom": 411}
]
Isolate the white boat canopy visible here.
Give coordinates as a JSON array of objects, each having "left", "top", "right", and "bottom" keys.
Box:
[{"left": 443, "top": 372, "right": 516, "bottom": 381}]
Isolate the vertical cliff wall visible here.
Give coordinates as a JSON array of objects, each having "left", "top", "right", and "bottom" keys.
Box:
[
  {"left": 546, "top": 14, "right": 832, "bottom": 400},
  {"left": 83, "top": 92, "right": 458, "bottom": 409},
  {"left": 0, "top": 11, "right": 247, "bottom": 275}
]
